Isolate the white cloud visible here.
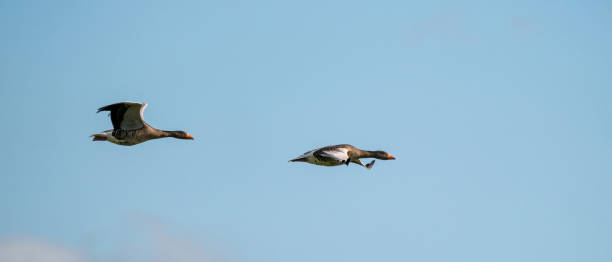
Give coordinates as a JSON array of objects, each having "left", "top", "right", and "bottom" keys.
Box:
[
  {"left": 0, "top": 237, "right": 90, "bottom": 262},
  {"left": 114, "top": 217, "right": 223, "bottom": 262},
  {"left": 0, "top": 216, "right": 227, "bottom": 262}
]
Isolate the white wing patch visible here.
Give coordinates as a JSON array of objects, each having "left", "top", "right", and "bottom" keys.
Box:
[
  {"left": 318, "top": 147, "right": 349, "bottom": 161},
  {"left": 120, "top": 103, "right": 147, "bottom": 130}
]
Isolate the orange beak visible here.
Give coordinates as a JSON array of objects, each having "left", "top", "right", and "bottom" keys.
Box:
[
  {"left": 185, "top": 133, "right": 194, "bottom": 140},
  {"left": 387, "top": 154, "right": 396, "bottom": 160}
]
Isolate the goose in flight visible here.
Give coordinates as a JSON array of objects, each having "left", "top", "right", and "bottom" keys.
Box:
[
  {"left": 289, "top": 144, "right": 395, "bottom": 169},
  {"left": 91, "top": 102, "right": 194, "bottom": 146}
]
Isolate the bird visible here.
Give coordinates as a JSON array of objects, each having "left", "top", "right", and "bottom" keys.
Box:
[
  {"left": 289, "top": 144, "right": 395, "bottom": 169},
  {"left": 91, "top": 102, "right": 194, "bottom": 146}
]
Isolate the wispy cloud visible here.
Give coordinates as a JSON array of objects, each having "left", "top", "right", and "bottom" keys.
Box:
[
  {"left": 116, "top": 215, "right": 224, "bottom": 262},
  {"left": 0, "top": 237, "right": 90, "bottom": 262},
  {"left": 0, "top": 216, "right": 226, "bottom": 262}
]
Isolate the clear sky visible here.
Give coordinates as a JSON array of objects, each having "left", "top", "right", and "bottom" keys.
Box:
[{"left": 1, "top": 0, "right": 611, "bottom": 261}]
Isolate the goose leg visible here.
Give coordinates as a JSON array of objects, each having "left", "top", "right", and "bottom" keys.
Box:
[
  {"left": 352, "top": 159, "right": 375, "bottom": 170},
  {"left": 365, "top": 160, "right": 375, "bottom": 170}
]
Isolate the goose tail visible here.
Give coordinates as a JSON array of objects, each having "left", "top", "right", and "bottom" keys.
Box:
[
  {"left": 90, "top": 133, "right": 108, "bottom": 141},
  {"left": 289, "top": 157, "right": 308, "bottom": 162}
]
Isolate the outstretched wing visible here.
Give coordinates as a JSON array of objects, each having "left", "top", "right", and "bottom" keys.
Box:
[
  {"left": 97, "top": 102, "right": 147, "bottom": 130},
  {"left": 314, "top": 146, "right": 349, "bottom": 162}
]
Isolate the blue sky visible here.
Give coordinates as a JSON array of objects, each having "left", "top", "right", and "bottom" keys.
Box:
[{"left": 1, "top": 0, "right": 611, "bottom": 261}]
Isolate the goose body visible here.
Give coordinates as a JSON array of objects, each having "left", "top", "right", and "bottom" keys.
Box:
[
  {"left": 91, "top": 102, "right": 194, "bottom": 146},
  {"left": 290, "top": 144, "right": 395, "bottom": 169}
]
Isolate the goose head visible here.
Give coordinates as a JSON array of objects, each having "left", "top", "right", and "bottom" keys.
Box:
[
  {"left": 371, "top": 151, "right": 395, "bottom": 160},
  {"left": 166, "top": 131, "right": 194, "bottom": 140}
]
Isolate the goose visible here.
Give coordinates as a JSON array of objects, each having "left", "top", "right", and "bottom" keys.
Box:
[
  {"left": 91, "top": 102, "right": 194, "bottom": 146},
  {"left": 289, "top": 144, "right": 395, "bottom": 169}
]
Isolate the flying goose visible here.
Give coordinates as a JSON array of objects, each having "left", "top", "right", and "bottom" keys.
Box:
[
  {"left": 91, "top": 102, "right": 194, "bottom": 146},
  {"left": 289, "top": 144, "right": 395, "bottom": 169}
]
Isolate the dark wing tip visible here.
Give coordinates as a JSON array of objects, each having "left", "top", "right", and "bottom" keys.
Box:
[
  {"left": 97, "top": 102, "right": 137, "bottom": 112},
  {"left": 97, "top": 104, "right": 114, "bottom": 113}
]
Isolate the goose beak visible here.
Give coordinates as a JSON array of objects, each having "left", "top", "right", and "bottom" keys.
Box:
[
  {"left": 387, "top": 154, "right": 396, "bottom": 160},
  {"left": 186, "top": 133, "right": 195, "bottom": 140}
]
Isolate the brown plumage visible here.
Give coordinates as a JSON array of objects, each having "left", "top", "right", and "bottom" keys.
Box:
[
  {"left": 91, "top": 102, "right": 194, "bottom": 146},
  {"left": 290, "top": 144, "right": 395, "bottom": 169}
]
